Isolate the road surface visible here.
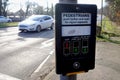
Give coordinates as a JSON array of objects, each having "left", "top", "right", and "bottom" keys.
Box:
[{"left": 0, "top": 27, "right": 54, "bottom": 80}]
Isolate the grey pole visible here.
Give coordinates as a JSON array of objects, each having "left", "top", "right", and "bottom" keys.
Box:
[
  {"left": 101, "top": 0, "right": 103, "bottom": 27},
  {"left": 60, "top": 75, "right": 77, "bottom": 80},
  {"left": 59, "top": 0, "right": 77, "bottom": 4},
  {"left": 59, "top": 0, "right": 77, "bottom": 80}
]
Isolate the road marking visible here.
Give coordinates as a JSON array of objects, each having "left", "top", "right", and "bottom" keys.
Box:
[
  {"left": 40, "top": 42, "right": 53, "bottom": 49},
  {"left": 42, "top": 38, "right": 54, "bottom": 45},
  {"left": 33, "top": 49, "right": 54, "bottom": 73},
  {"left": 49, "top": 50, "right": 54, "bottom": 55},
  {"left": 0, "top": 31, "right": 19, "bottom": 36},
  {"left": 40, "top": 39, "right": 54, "bottom": 49},
  {"left": 0, "top": 73, "right": 21, "bottom": 80}
]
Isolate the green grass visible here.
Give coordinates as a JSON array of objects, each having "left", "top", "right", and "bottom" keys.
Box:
[
  {"left": 102, "top": 17, "right": 116, "bottom": 32},
  {"left": 97, "top": 35, "right": 120, "bottom": 44},
  {"left": 0, "top": 22, "right": 18, "bottom": 28},
  {"left": 97, "top": 17, "right": 120, "bottom": 44}
]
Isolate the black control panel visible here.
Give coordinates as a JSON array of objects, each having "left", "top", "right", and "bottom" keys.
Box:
[
  {"left": 63, "top": 36, "right": 89, "bottom": 57},
  {"left": 55, "top": 4, "right": 97, "bottom": 74}
]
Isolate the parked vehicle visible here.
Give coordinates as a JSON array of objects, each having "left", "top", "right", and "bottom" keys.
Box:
[
  {"left": 18, "top": 15, "right": 54, "bottom": 32},
  {"left": 0, "top": 16, "right": 12, "bottom": 23}
]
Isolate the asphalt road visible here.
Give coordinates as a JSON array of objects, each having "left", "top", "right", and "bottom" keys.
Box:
[{"left": 0, "top": 27, "right": 54, "bottom": 80}]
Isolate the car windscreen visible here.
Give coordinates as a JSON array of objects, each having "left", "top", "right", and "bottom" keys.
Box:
[{"left": 27, "top": 16, "right": 41, "bottom": 21}]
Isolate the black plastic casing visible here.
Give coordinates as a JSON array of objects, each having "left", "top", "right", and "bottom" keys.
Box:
[{"left": 55, "top": 4, "right": 97, "bottom": 74}]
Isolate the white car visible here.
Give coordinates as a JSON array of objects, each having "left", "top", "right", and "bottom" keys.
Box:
[
  {"left": 18, "top": 15, "right": 54, "bottom": 32},
  {"left": 0, "top": 16, "right": 12, "bottom": 23}
]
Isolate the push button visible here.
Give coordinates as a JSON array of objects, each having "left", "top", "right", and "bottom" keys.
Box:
[{"left": 73, "top": 62, "right": 80, "bottom": 69}]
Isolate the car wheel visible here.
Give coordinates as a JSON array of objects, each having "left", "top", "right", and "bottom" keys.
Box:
[
  {"left": 36, "top": 25, "right": 41, "bottom": 32},
  {"left": 50, "top": 23, "right": 54, "bottom": 30},
  {"left": 24, "top": 30, "right": 28, "bottom": 32},
  {"left": 20, "top": 30, "right": 27, "bottom": 33},
  {"left": 20, "top": 30, "right": 24, "bottom": 33},
  {"left": 7, "top": 20, "right": 10, "bottom": 23}
]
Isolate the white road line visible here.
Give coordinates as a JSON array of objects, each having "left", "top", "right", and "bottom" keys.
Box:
[
  {"left": 0, "top": 73, "right": 21, "bottom": 80},
  {"left": 42, "top": 38, "right": 54, "bottom": 45},
  {"left": 34, "top": 50, "right": 54, "bottom": 73},
  {"left": 0, "top": 31, "right": 19, "bottom": 36},
  {"left": 0, "top": 35, "right": 19, "bottom": 43},
  {"left": 40, "top": 38, "right": 54, "bottom": 49},
  {"left": 40, "top": 42, "right": 53, "bottom": 49},
  {"left": 49, "top": 50, "right": 54, "bottom": 55}
]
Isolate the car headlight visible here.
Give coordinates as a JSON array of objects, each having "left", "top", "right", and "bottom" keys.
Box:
[{"left": 30, "top": 24, "right": 36, "bottom": 27}]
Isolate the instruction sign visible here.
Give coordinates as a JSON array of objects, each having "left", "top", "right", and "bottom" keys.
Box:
[{"left": 62, "top": 13, "right": 91, "bottom": 25}]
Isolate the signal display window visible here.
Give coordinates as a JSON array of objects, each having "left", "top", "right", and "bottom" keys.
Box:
[
  {"left": 63, "top": 41, "right": 70, "bottom": 56},
  {"left": 74, "top": 41, "right": 79, "bottom": 47},
  {"left": 82, "top": 39, "right": 89, "bottom": 54},
  {"left": 73, "top": 41, "right": 79, "bottom": 55},
  {"left": 82, "top": 40, "right": 88, "bottom": 46}
]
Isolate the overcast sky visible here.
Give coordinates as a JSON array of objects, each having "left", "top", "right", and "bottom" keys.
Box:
[{"left": 8, "top": 0, "right": 106, "bottom": 12}]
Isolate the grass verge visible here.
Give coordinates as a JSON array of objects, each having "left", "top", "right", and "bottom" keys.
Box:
[
  {"left": 97, "top": 17, "right": 120, "bottom": 44},
  {"left": 0, "top": 22, "right": 18, "bottom": 28},
  {"left": 97, "top": 35, "right": 120, "bottom": 44}
]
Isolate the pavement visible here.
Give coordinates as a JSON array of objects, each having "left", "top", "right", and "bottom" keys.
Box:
[{"left": 34, "top": 42, "right": 120, "bottom": 80}]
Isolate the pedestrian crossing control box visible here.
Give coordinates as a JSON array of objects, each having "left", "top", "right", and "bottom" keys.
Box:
[{"left": 55, "top": 4, "right": 97, "bottom": 75}]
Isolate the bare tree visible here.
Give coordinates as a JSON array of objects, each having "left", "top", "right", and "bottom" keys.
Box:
[
  {"left": 0, "top": 0, "right": 2, "bottom": 16},
  {"left": 2, "top": 0, "right": 8, "bottom": 17},
  {"left": 0, "top": 0, "right": 9, "bottom": 16},
  {"left": 25, "top": 1, "right": 31, "bottom": 17},
  {"left": 33, "top": 5, "right": 44, "bottom": 15},
  {"left": 105, "top": 0, "right": 120, "bottom": 23}
]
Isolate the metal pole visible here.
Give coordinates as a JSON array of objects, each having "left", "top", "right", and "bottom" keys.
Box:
[
  {"left": 59, "top": 0, "right": 77, "bottom": 80},
  {"left": 47, "top": 1, "right": 49, "bottom": 15},
  {"left": 51, "top": 3, "right": 54, "bottom": 18},
  {"left": 60, "top": 75, "right": 77, "bottom": 80},
  {"left": 101, "top": 0, "right": 103, "bottom": 27},
  {"left": 59, "top": 0, "right": 77, "bottom": 3},
  {"left": 0, "top": 0, "right": 2, "bottom": 15}
]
